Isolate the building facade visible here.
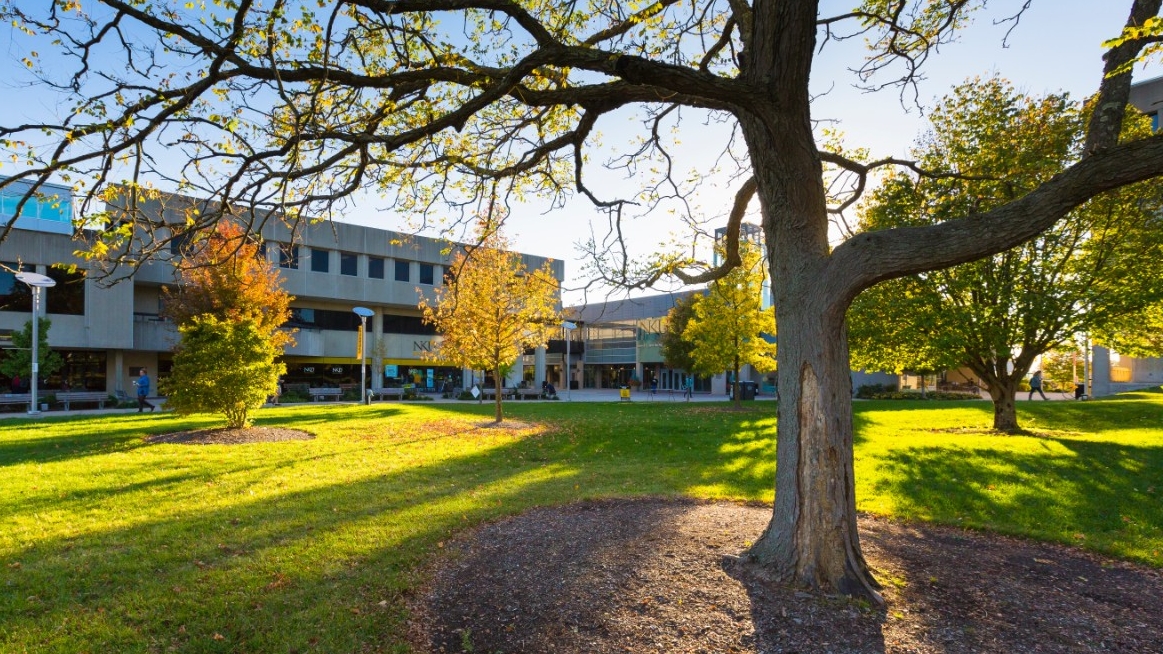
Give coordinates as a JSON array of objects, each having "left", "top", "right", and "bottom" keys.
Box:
[{"left": 1, "top": 185, "right": 563, "bottom": 397}]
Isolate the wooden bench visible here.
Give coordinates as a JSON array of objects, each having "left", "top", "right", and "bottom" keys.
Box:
[
  {"left": 0, "top": 393, "right": 31, "bottom": 410},
  {"left": 515, "top": 387, "right": 542, "bottom": 400},
  {"left": 481, "top": 387, "right": 515, "bottom": 400},
  {"left": 369, "top": 388, "right": 405, "bottom": 401},
  {"left": 308, "top": 387, "right": 343, "bottom": 401},
  {"left": 56, "top": 391, "right": 111, "bottom": 410}
]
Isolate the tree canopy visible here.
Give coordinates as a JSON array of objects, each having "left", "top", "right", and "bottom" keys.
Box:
[
  {"left": 160, "top": 220, "right": 293, "bottom": 427},
  {"left": 848, "top": 77, "right": 1163, "bottom": 431},
  {"left": 0, "top": 318, "right": 63, "bottom": 387},
  {"left": 418, "top": 218, "right": 560, "bottom": 423},
  {"left": 684, "top": 242, "right": 775, "bottom": 406},
  {"left": 3, "top": 0, "right": 1163, "bottom": 601},
  {"left": 659, "top": 293, "right": 701, "bottom": 374},
  {"left": 161, "top": 221, "right": 294, "bottom": 346}
]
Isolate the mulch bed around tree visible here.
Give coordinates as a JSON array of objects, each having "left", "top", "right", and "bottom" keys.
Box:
[
  {"left": 408, "top": 498, "right": 1163, "bottom": 653},
  {"left": 144, "top": 426, "right": 314, "bottom": 445}
]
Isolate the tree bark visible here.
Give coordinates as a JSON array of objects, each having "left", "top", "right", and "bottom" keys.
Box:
[
  {"left": 987, "top": 379, "right": 1020, "bottom": 432},
  {"left": 493, "top": 366, "right": 504, "bottom": 423},
  {"left": 734, "top": 60, "right": 882, "bottom": 598}
]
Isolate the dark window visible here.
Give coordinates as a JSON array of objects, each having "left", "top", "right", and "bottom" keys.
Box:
[
  {"left": 419, "top": 263, "right": 434, "bottom": 285},
  {"left": 45, "top": 350, "right": 107, "bottom": 391},
  {"left": 0, "top": 262, "right": 34, "bottom": 313},
  {"left": 285, "top": 307, "right": 361, "bottom": 331},
  {"left": 368, "top": 256, "right": 385, "bottom": 279},
  {"left": 46, "top": 267, "right": 85, "bottom": 315},
  {"left": 169, "top": 231, "right": 194, "bottom": 256},
  {"left": 382, "top": 314, "right": 437, "bottom": 335},
  {"left": 310, "top": 248, "right": 330, "bottom": 273},
  {"left": 394, "top": 260, "right": 410, "bottom": 282},
  {"left": 258, "top": 241, "right": 267, "bottom": 258},
  {"left": 340, "top": 252, "right": 358, "bottom": 276},
  {"left": 279, "top": 243, "right": 299, "bottom": 269}
]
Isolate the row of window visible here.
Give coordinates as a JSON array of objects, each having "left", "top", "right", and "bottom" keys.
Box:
[
  {"left": 285, "top": 308, "right": 436, "bottom": 335},
  {"left": 166, "top": 235, "right": 440, "bottom": 285},
  {"left": 0, "top": 178, "right": 72, "bottom": 224},
  {"left": 276, "top": 245, "right": 437, "bottom": 284}
]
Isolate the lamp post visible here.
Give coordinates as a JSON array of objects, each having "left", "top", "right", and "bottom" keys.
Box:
[
  {"left": 15, "top": 272, "right": 56, "bottom": 416},
  {"left": 353, "top": 307, "right": 374, "bottom": 404},
  {"left": 562, "top": 321, "right": 577, "bottom": 402}
]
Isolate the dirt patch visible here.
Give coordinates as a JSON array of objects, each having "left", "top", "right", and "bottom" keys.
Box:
[
  {"left": 410, "top": 498, "right": 1163, "bottom": 653},
  {"left": 144, "top": 426, "right": 314, "bottom": 445}
]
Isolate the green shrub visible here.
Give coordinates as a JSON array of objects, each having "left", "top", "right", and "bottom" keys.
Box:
[
  {"left": 161, "top": 316, "right": 284, "bottom": 428},
  {"left": 855, "top": 383, "right": 897, "bottom": 399}
]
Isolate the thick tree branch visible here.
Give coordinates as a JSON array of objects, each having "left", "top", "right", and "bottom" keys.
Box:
[{"left": 829, "top": 133, "right": 1163, "bottom": 307}]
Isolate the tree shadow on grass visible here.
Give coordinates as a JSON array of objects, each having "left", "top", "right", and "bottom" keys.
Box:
[
  {"left": 866, "top": 436, "right": 1163, "bottom": 564},
  {"left": 0, "top": 405, "right": 778, "bottom": 653}
]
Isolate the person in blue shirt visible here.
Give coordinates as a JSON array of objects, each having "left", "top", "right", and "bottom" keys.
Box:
[
  {"left": 1028, "top": 370, "right": 1048, "bottom": 401},
  {"left": 135, "top": 368, "right": 156, "bottom": 413}
]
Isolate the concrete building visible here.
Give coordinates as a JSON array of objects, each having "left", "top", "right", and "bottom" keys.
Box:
[{"left": 1, "top": 184, "right": 563, "bottom": 397}]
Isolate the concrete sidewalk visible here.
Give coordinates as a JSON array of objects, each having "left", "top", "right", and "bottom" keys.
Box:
[{"left": 2, "top": 387, "right": 756, "bottom": 420}]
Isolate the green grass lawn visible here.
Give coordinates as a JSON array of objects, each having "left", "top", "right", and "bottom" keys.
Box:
[{"left": 1, "top": 394, "right": 1161, "bottom": 652}]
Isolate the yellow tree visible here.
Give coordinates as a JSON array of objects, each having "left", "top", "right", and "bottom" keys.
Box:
[
  {"left": 419, "top": 220, "right": 559, "bottom": 423},
  {"left": 685, "top": 243, "right": 776, "bottom": 408},
  {"left": 160, "top": 221, "right": 294, "bottom": 428}
]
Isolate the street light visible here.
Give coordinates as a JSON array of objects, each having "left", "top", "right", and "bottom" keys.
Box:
[
  {"left": 353, "top": 306, "right": 374, "bottom": 404},
  {"left": 563, "top": 321, "right": 577, "bottom": 402},
  {"left": 15, "top": 272, "right": 56, "bottom": 416}
]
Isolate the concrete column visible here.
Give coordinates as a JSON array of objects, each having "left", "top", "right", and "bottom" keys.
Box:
[
  {"left": 113, "top": 350, "right": 125, "bottom": 394},
  {"left": 1092, "top": 345, "right": 1111, "bottom": 397},
  {"left": 534, "top": 346, "right": 546, "bottom": 387},
  {"left": 371, "top": 309, "right": 383, "bottom": 390}
]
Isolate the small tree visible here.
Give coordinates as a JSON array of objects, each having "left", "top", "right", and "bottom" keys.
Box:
[
  {"left": 419, "top": 219, "right": 559, "bottom": 423},
  {"left": 161, "top": 221, "right": 293, "bottom": 427},
  {"left": 684, "top": 243, "right": 776, "bottom": 407},
  {"left": 659, "top": 294, "right": 701, "bottom": 374},
  {"left": 0, "top": 318, "right": 63, "bottom": 389},
  {"left": 162, "top": 221, "right": 293, "bottom": 342},
  {"left": 162, "top": 316, "right": 282, "bottom": 428}
]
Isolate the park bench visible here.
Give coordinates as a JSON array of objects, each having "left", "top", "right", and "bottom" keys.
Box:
[
  {"left": 0, "top": 393, "right": 31, "bottom": 410},
  {"left": 515, "top": 387, "right": 542, "bottom": 400},
  {"left": 481, "top": 387, "right": 515, "bottom": 400},
  {"left": 308, "top": 387, "right": 343, "bottom": 401},
  {"left": 369, "top": 387, "right": 405, "bottom": 401},
  {"left": 56, "top": 391, "right": 111, "bottom": 410}
]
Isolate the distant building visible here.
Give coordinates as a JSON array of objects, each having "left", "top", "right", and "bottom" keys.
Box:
[{"left": 0, "top": 183, "right": 562, "bottom": 397}]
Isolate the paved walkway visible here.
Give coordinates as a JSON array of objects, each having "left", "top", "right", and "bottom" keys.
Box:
[
  {"left": 5, "top": 386, "right": 1089, "bottom": 421},
  {"left": 1, "top": 388, "right": 749, "bottom": 420}
]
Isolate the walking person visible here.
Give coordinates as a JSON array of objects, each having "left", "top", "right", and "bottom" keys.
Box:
[
  {"left": 1028, "top": 370, "right": 1048, "bottom": 401},
  {"left": 683, "top": 375, "right": 693, "bottom": 401},
  {"left": 135, "top": 367, "right": 156, "bottom": 412}
]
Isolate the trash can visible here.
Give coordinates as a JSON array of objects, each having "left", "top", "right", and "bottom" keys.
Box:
[
  {"left": 740, "top": 381, "right": 757, "bottom": 400},
  {"left": 730, "top": 381, "right": 758, "bottom": 400}
]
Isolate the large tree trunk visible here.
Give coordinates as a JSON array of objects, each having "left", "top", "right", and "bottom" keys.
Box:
[
  {"left": 734, "top": 56, "right": 882, "bottom": 598},
  {"left": 743, "top": 280, "right": 882, "bottom": 602},
  {"left": 987, "top": 378, "right": 1021, "bottom": 432},
  {"left": 729, "top": 0, "right": 1162, "bottom": 604}
]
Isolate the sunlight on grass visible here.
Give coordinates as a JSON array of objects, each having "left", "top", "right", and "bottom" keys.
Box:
[{"left": 1, "top": 394, "right": 1161, "bottom": 651}]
